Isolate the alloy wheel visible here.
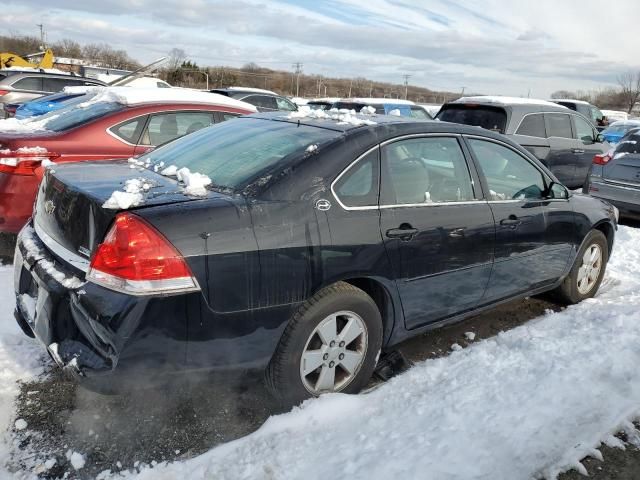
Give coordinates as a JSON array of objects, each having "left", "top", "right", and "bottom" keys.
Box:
[
  {"left": 576, "top": 243, "right": 603, "bottom": 295},
  {"left": 299, "top": 310, "right": 368, "bottom": 395}
]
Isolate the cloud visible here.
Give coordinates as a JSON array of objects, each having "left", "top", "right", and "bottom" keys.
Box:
[{"left": 3, "top": 0, "right": 639, "bottom": 97}]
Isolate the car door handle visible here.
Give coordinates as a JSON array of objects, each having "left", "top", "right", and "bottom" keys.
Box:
[
  {"left": 572, "top": 148, "right": 585, "bottom": 154},
  {"left": 386, "top": 224, "right": 418, "bottom": 240},
  {"left": 499, "top": 215, "right": 521, "bottom": 227},
  {"left": 449, "top": 228, "right": 465, "bottom": 238}
]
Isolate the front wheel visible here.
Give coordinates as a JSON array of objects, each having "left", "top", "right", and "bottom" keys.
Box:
[
  {"left": 266, "top": 282, "right": 383, "bottom": 407},
  {"left": 553, "top": 230, "right": 608, "bottom": 304}
]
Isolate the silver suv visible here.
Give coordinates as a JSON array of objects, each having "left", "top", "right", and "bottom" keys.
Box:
[{"left": 0, "top": 70, "right": 105, "bottom": 118}]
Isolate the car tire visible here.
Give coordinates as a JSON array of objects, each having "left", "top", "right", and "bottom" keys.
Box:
[
  {"left": 266, "top": 281, "right": 383, "bottom": 407},
  {"left": 553, "top": 229, "right": 608, "bottom": 305}
]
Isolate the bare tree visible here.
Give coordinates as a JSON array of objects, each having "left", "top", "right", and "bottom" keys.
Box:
[
  {"left": 617, "top": 71, "right": 640, "bottom": 114},
  {"left": 166, "top": 48, "right": 187, "bottom": 71}
]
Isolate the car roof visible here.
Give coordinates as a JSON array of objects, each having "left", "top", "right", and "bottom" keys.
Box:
[
  {"left": 451, "top": 95, "right": 566, "bottom": 109},
  {"left": 67, "top": 86, "right": 258, "bottom": 111},
  {"left": 247, "top": 110, "right": 509, "bottom": 138},
  {"left": 607, "top": 120, "right": 640, "bottom": 127},
  {"left": 551, "top": 98, "right": 591, "bottom": 105}
]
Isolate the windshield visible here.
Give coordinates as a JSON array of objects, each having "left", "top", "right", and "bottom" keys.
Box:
[
  {"left": 141, "top": 118, "right": 341, "bottom": 191},
  {"left": 38, "top": 101, "right": 123, "bottom": 132},
  {"left": 437, "top": 105, "right": 508, "bottom": 133}
]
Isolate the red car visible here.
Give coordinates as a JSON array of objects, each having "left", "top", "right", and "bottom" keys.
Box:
[{"left": 0, "top": 88, "right": 256, "bottom": 233}]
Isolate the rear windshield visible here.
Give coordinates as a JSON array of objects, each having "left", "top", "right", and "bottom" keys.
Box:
[
  {"left": 333, "top": 102, "right": 384, "bottom": 114},
  {"left": 40, "top": 101, "right": 122, "bottom": 132},
  {"left": 604, "top": 124, "right": 637, "bottom": 135},
  {"left": 437, "top": 105, "right": 507, "bottom": 134},
  {"left": 142, "top": 118, "right": 341, "bottom": 191}
]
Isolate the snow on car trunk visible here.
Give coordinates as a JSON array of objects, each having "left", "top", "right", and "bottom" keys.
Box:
[{"left": 122, "top": 226, "right": 640, "bottom": 480}]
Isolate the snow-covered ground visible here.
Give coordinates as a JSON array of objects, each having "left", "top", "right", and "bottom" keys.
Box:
[{"left": 1, "top": 226, "right": 640, "bottom": 479}]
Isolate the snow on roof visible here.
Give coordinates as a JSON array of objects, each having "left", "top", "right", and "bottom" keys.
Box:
[
  {"left": 226, "top": 86, "right": 278, "bottom": 95},
  {"left": 287, "top": 106, "right": 377, "bottom": 126},
  {"left": 453, "top": 96, "right": 568, "bottom": 108},
  {"left": 551, "top": 98, "right": 591, "bottom": 105},
  {"left": 74, "top": 87, "right": 257, "bottom": 111},
  {"left": 342, "top": 97, "right": 415, "bottom": 105},
  {"left": 608, "top": 119, "right": 640, "bottom": 127}
]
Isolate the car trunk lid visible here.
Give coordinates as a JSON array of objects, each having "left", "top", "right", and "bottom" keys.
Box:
[
  {"left": 603, "top": 152, "right": 640, "bottom": 187},
  {"left": 34, "top": 160, "right": 206, "bottom": 264}
]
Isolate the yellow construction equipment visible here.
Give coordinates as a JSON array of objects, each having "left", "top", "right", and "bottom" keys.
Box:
[{"left": 0, "top": 49, "right": 54, "bottom": 69}]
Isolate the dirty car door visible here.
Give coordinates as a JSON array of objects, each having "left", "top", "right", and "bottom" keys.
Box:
[{"left": 379, "top": 136, "right": 494, "bottom": 329}]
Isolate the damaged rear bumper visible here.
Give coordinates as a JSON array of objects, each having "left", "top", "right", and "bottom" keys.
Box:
[{"left": 13, "top": 224, "right": 115, "bottom": 379}]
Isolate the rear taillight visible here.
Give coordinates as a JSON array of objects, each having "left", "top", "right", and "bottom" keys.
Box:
[
  {"left": 593, "top": 153, "right": 611, "bottom": 165},
  {"left": 87, "top": 212, "right": 199, "bottom": 295},
  {"left": 0, "top": 90, "right": 9, "bottom": 96},
  {"left": 0, "top": 150, "right": 60, "bottom": 176}
]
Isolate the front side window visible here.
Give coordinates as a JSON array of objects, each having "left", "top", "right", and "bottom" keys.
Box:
[
  {"left": 276, "top": 97, "right": 297, "bottom": 111},
  {"left": 574, "top": 115, "right": 595, "bottom": 143},
  {"left": 12, "top": 77, "right": 43, "bottom": 91},
  {"left": 516, "top": 113, "right": 546, "bottom": 138},
  {"left": 381, "top": 137, "right": 476, "bottom": 205},
  {"left": 545, "top": 113, "right": 573, "bottom": 139},
  {"left": 141, "top": 112, "right": 214, "bottom": 146},
  {"left": 333, "top": 149, "right": 379, "bottom": 207},
  {"left": 468, "top": 139, "right": 546, "bottom": 201}
]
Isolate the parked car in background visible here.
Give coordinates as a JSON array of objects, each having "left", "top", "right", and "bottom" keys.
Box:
[
  {"left": 210, "top": 87, "right": 298, "bottom": 112},
  {"left": 587, "top": 129, "right": 640, "bottom": 219},
  {"left": 0, "top": 87, "right": 256, "bottom": 234},
  {"left": 10, "top": 88, "right": 90, "bottom": 119},
  {"left": 601, "top": 109, "right": 629, "bottom": 124},
  {"left": 13, "top": 111, "right": 616, "bottom": 405},
  {"left": 550, "top": 99, "right": 607, "bottom": 129},
  {"left": 332, "top": 98, "right": 433, "bottom": 119},
  {"left": 418, "top": 103, "right": 442, "bottom": 117},
  {"left": 306, "top": 99, "right": 336, "bottom": 110},
  {"left": 0, "top": 70, "right": 105, "bottom": 118},
  {"left": 437, "top": 96, "right": 610, "bottom": 188},
  {"left": 599, "top": 120, "right": 640, "bottom": 144}
]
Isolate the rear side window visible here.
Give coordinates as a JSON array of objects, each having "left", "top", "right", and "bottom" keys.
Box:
[
  {"left": 437, "top": 105, "right": 507, "bottom": 134},
  {"left": 244, "top": 95, "right": 278, "bottom": 111},
  {"left": 110, "top": 117, "right": 146, "bottom": 144},
  {"left": 334, "top": 149, "right": 379, "bottom": 207},
  {"left": 141, "top": 112, "right": 214, "bottom": 146},
  {"left": 516, "top": 114, "right": 545, "bottom": 138},
  {"left": 381, "top": 137, "right": 476, "bottom": 204},
  {"left": 545, "top": 113, "right": 573, "bottom": 139},
  {"left": 12, "top": 77, "right": 43, "bottom": 91},
  {"left": 42, "top": 77, "right": 75, "bottom": 93}
]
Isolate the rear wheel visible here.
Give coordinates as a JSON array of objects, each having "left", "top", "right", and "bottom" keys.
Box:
[
  {"left": 266, "top": 282, "right": 383, "bottom": 406},
  {"left": 553, "top": 230, "right": 608, "bottom": 304}
]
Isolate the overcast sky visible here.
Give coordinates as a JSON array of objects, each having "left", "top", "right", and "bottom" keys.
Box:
[{"left": 4, "top": 0, "right": 639, "bottom": 98}]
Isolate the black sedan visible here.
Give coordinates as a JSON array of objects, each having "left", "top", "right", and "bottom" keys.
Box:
[{"left": 13, "top": 112, "right": 617, "bottom": 406}]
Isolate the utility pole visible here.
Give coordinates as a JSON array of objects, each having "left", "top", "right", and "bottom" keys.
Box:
[
  {"left": 36, "top": 23, "right": 46, "bottom": 50},
  {"left": 403, "top": 74, "right": 411, "bottom": 100},
  {"left": 292, "top": 62, "right": 303, "bottom": 97},
  {"left": 348, "top": 79, "right": 353, "bottom": 97},
  {"left": 369, "top": 81, "right": 373, "bottom": 97},
  {"left": 461, "top": 86, "right": 466, "bottom": 96}
]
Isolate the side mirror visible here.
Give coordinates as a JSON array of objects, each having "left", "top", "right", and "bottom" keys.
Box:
[
  {"left": 547, "top": 181, "right": 569, "bottom": 200},
  {"left": 596, "top": 133, "right": 605, "bottom": 143}
]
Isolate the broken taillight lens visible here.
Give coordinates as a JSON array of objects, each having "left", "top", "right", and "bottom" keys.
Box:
[
  {"left": 0, "top": 150, "right": 60, "bottom": 176},
  {"left": 87, "top": 212, "right": 199, "bottom": 295}
]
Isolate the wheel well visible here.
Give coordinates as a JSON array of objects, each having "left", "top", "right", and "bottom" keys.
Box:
[
  {"left": 594, "top": 221, "right": 614, "bottom": 255},
  {"left": 342, "top": 278, "right": 394, "bottom": 344}
]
